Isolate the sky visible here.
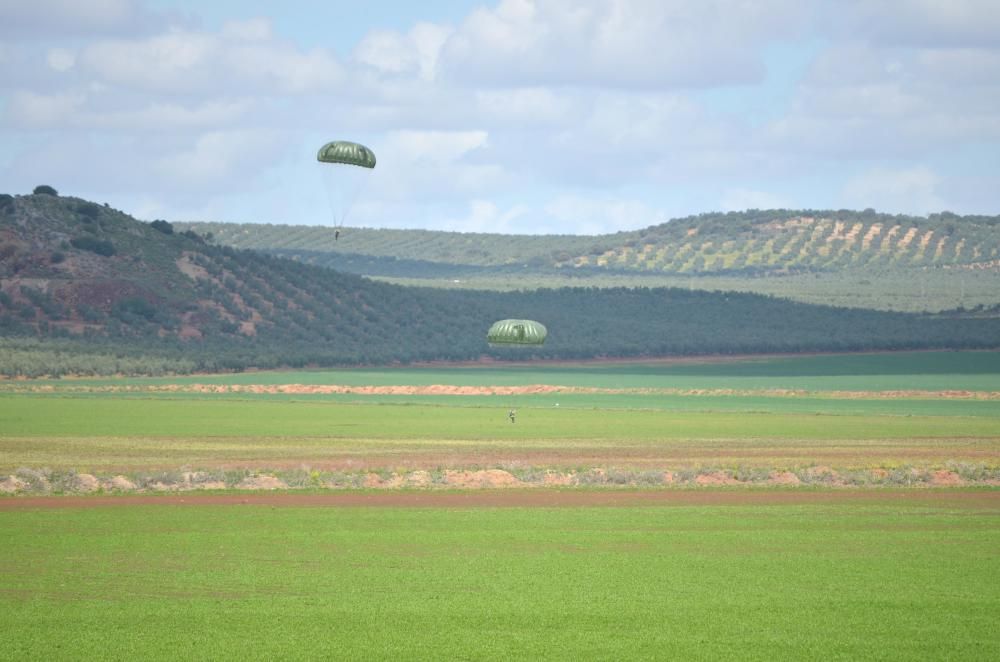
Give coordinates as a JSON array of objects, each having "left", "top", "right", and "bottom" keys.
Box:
[{"left": 1, "top": 0, "right": 999, "bottom": 235}]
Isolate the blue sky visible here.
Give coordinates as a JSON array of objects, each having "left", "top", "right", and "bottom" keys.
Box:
[{"left": 2, "top": 0, "right": 999, "bottom": 234}]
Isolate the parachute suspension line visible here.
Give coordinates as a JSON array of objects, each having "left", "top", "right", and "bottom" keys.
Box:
[
  {"left": 320, "top": 164, "right": 371, "bottom": 231},
  {"left": 317, "top": 140, "right": 376, "bottom": 235}
]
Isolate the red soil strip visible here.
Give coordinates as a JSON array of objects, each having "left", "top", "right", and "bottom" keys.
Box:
[
  {"left": 14, "top": 383, "right": 1000, "bottom": 399},
  {"left": 2, "top": 489, "right": 996, "bottom": 511}
]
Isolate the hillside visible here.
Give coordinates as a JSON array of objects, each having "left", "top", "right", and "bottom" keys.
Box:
[
  {"left": 183, "top": 209, "right": 1000, "bottom": 272},
  {"left": 3, "top": 190, "right": 1000, "bottom": 376},
  {"left": 180, "top": 210, "right": 1000, "bottom": 311}
]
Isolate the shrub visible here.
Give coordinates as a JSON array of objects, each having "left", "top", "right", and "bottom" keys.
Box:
[
  {"left": 32, "top": 185, "right": 58, "bottom": 196},
  {"left": 112, "top": 297, "right": 157, "bottom": 322},
  {"left": 181, "top": 229, "right": 205, "bottom": 243},
  {"left": 150, "top": 219, "right": 174, "bottom": 235},
  {"left": 15, "top": 467, "right": 51, "bottom": 493},
  {"left": 76, "top": 201, "right": 100, "bottom": 220},
  {"left": 70, "top": 236, "right": 115, "bottom": 256},
  {"left": 0, "top": 193, "right": 14, "bottom": 213},
  {"left": 77, "top": 303, "right": 103, "bottom": 322},
  {"left": 50, "top": 251, "right": 66, "bottom": 264}
]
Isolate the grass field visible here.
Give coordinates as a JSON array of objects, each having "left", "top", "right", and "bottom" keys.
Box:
[
  {"left": 2, "top": 492, "right": 998, "bottom": 660},
  {"left": 2, "top": 351, "right": 998, "bottom": 659},
  {"left": 1, "top": 397, "right": 999, "bottom": 471},
  {"left": 2, "top": 350, "right": 999, "bottom": 475},
  {"left": 2, "top": 351, "right": 998, "bottom": 473},
  {"left": 19, "top": 349, "right": 1000, "bottom": 391}
]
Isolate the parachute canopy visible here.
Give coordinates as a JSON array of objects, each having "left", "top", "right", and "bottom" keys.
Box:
[
  {"left": 317, "top": 141, "right": 376, "bottom": 168},
  {"left": 487, "top": 319, "right": 547, "bottom": 346}
]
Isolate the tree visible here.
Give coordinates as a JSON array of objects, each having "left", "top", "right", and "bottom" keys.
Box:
[
  {"left": 150, "top": 219, "right": 174, "bottom": 235},
  {"left": 33, "top": 185, "right": 58, "bottom": 196},
  {"left": 70, "top": 236, "right": 116, "bottom": 256}
]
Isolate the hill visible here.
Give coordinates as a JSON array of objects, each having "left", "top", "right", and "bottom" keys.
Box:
[
  {"left": 3, "top": 190, "right": 1000, "bottom": 376},
  {"left": 180, "top": 209, "right": 1000, "bottom": 312}
]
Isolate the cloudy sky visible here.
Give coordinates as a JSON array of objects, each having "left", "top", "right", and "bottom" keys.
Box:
[{"left": 2, "top": 0, "right": 999, "bottom": 234}]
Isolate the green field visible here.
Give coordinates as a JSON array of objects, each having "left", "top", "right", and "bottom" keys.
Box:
[
  {"left": 22, "top": 350, "right": 1000, "bottom": 391},
  {"left": 2, "top": 351, "right": 999, "bottom": 658},
  {"left": 2, "top": 397, "right": 999, "bottom": 471},
  {"left": 2, "top": 493, "right": 998, "bottom": 660},
  {"left": 2, "top": 351, "right": 999, "bottom": 473}
]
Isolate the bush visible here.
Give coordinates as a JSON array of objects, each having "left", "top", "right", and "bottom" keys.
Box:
[
  {"left": 70, "top": 236, "right": 115, "bottom": 256},
  {"left": 75, "top": 201, "right": 100, "bottom": 221},
  {"left": 77, "top": 303, "right": 104, "bottom": 322},
  {"left": 181, "top": 229, "right": 205, "bottom": 244},
  {"left": 32, "top": 185, "right": 58, "bottom": 196},
  {"left": 113, "top": 297, "right": 157, "bottom": 322},
  {"left": 50, "top": 251, "right": 66, "bottom": 264},
  {"left": 0, "top": 193, "right": 14, "bottom": 213},
  {"left": 150, "top": 219, "right": 174, "bottom": 235}
]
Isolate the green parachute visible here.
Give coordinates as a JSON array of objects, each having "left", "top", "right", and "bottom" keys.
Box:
[
  {"left": 317, "top": 141, "right": 376, "bottom": 168},
  {"left": 317, "top": 141, "right": 376, "bottom": 236},
  {"left": 487, "top": 319, "right": 547, "bottom": 346}
]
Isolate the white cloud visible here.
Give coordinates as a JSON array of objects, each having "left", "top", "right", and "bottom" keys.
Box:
[
  {"left": 766, "top": 38, "right": 1000, "bottom": 159},
  {"left": 382, "top": 129, "right": 489, "bottom": 163},
  {"left": 6, "top": 90, "right": 85, "bottom": 126},
  {"left": 368, "top": 130, "right": 515, "bottom": 205},
  {"left": 221, "top": 17, "right": 273, "bottom": 41},
  {"left": 46, "top": 48, "right": 75, "bottom": 72},
  {"left": 153, "top": 129, "right": 288, "bottom": 191},
  {"left": 439, "top": 0, "right": 805, "bottom": 88},
  {"left": 841, "top": 166, "right": 947, "bottom": 215},
  {"left": 3, "top": 1, "right": 999, "bottom": 231},
  {"left": 444, "top": 199, "right": 529, "bottom": 233},
  {"left": 831, "top": 0, "right": 1000, "bottom": 48},
  {"left": 89, "top": 100, "right": 251, "bottom": 131},
  {"left": 0, "top": 0, "right": 166, "bottom": 38},
  {"left": 475, "top": 87, "right": 570, "bottom": 126},
  {"left": 78, "top": 25, "right": 342, "bottom": 95},
  {"left": 4, "top": 89, "right": 249, "bottom": 131},
  {"left": 721, "top": 188, "right": 793, "bottom": 212},
  {"left": 354, "top": 22, "right": 451, "bottom": 81},
  {"left": 544, "top": 194, "right": 662, "bottom": 234}
]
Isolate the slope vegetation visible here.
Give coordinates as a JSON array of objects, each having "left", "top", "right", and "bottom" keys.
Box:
[
  {"left": 3, "top": 191, "right": 1000, "bottom": 376},
  {"left": 185, "top": 210, "right": 1000, "bottom": 272},
  {"left": 182, "top": 210, "right": 1000, "bottom": 311}
]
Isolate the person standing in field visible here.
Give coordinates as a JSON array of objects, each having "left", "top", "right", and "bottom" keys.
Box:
[{"left": 508, "top": 409, "right": 516, "bottom": 424}]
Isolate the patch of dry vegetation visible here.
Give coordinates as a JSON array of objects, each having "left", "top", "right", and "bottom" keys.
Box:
[{"left": 3, "top": 463, "right": 998, "bottom": 495}]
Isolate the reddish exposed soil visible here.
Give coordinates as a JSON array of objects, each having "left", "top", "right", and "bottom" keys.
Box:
[
  {"left": 2, "top": 489, "right": 996, "bottom": 511},
  {"left": 0, "top": 488, "right": 1000, "bottom": 512},
  {"left": 11, "top": 381, "right": 1000, "bottom": 399}
]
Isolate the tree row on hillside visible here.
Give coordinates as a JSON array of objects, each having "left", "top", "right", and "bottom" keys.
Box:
[{"left": 3, "top": 192, "right": 1000, "bottom": 377}]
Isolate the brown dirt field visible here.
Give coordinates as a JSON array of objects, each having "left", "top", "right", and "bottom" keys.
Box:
[{"left": 2, "top": 488, "right": 997, "bottom": 511}]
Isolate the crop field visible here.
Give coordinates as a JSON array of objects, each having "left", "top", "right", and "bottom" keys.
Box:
[
  {"left": 2, "top": 350, "right": 998, "bottom": 658},
  {"left": 2, "top": 492, "right": 998, "bottom": 659}
]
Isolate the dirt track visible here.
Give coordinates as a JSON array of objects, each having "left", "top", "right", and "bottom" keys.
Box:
[{"left": 2, "top": 488, "right": 996, "bottom": 511}]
